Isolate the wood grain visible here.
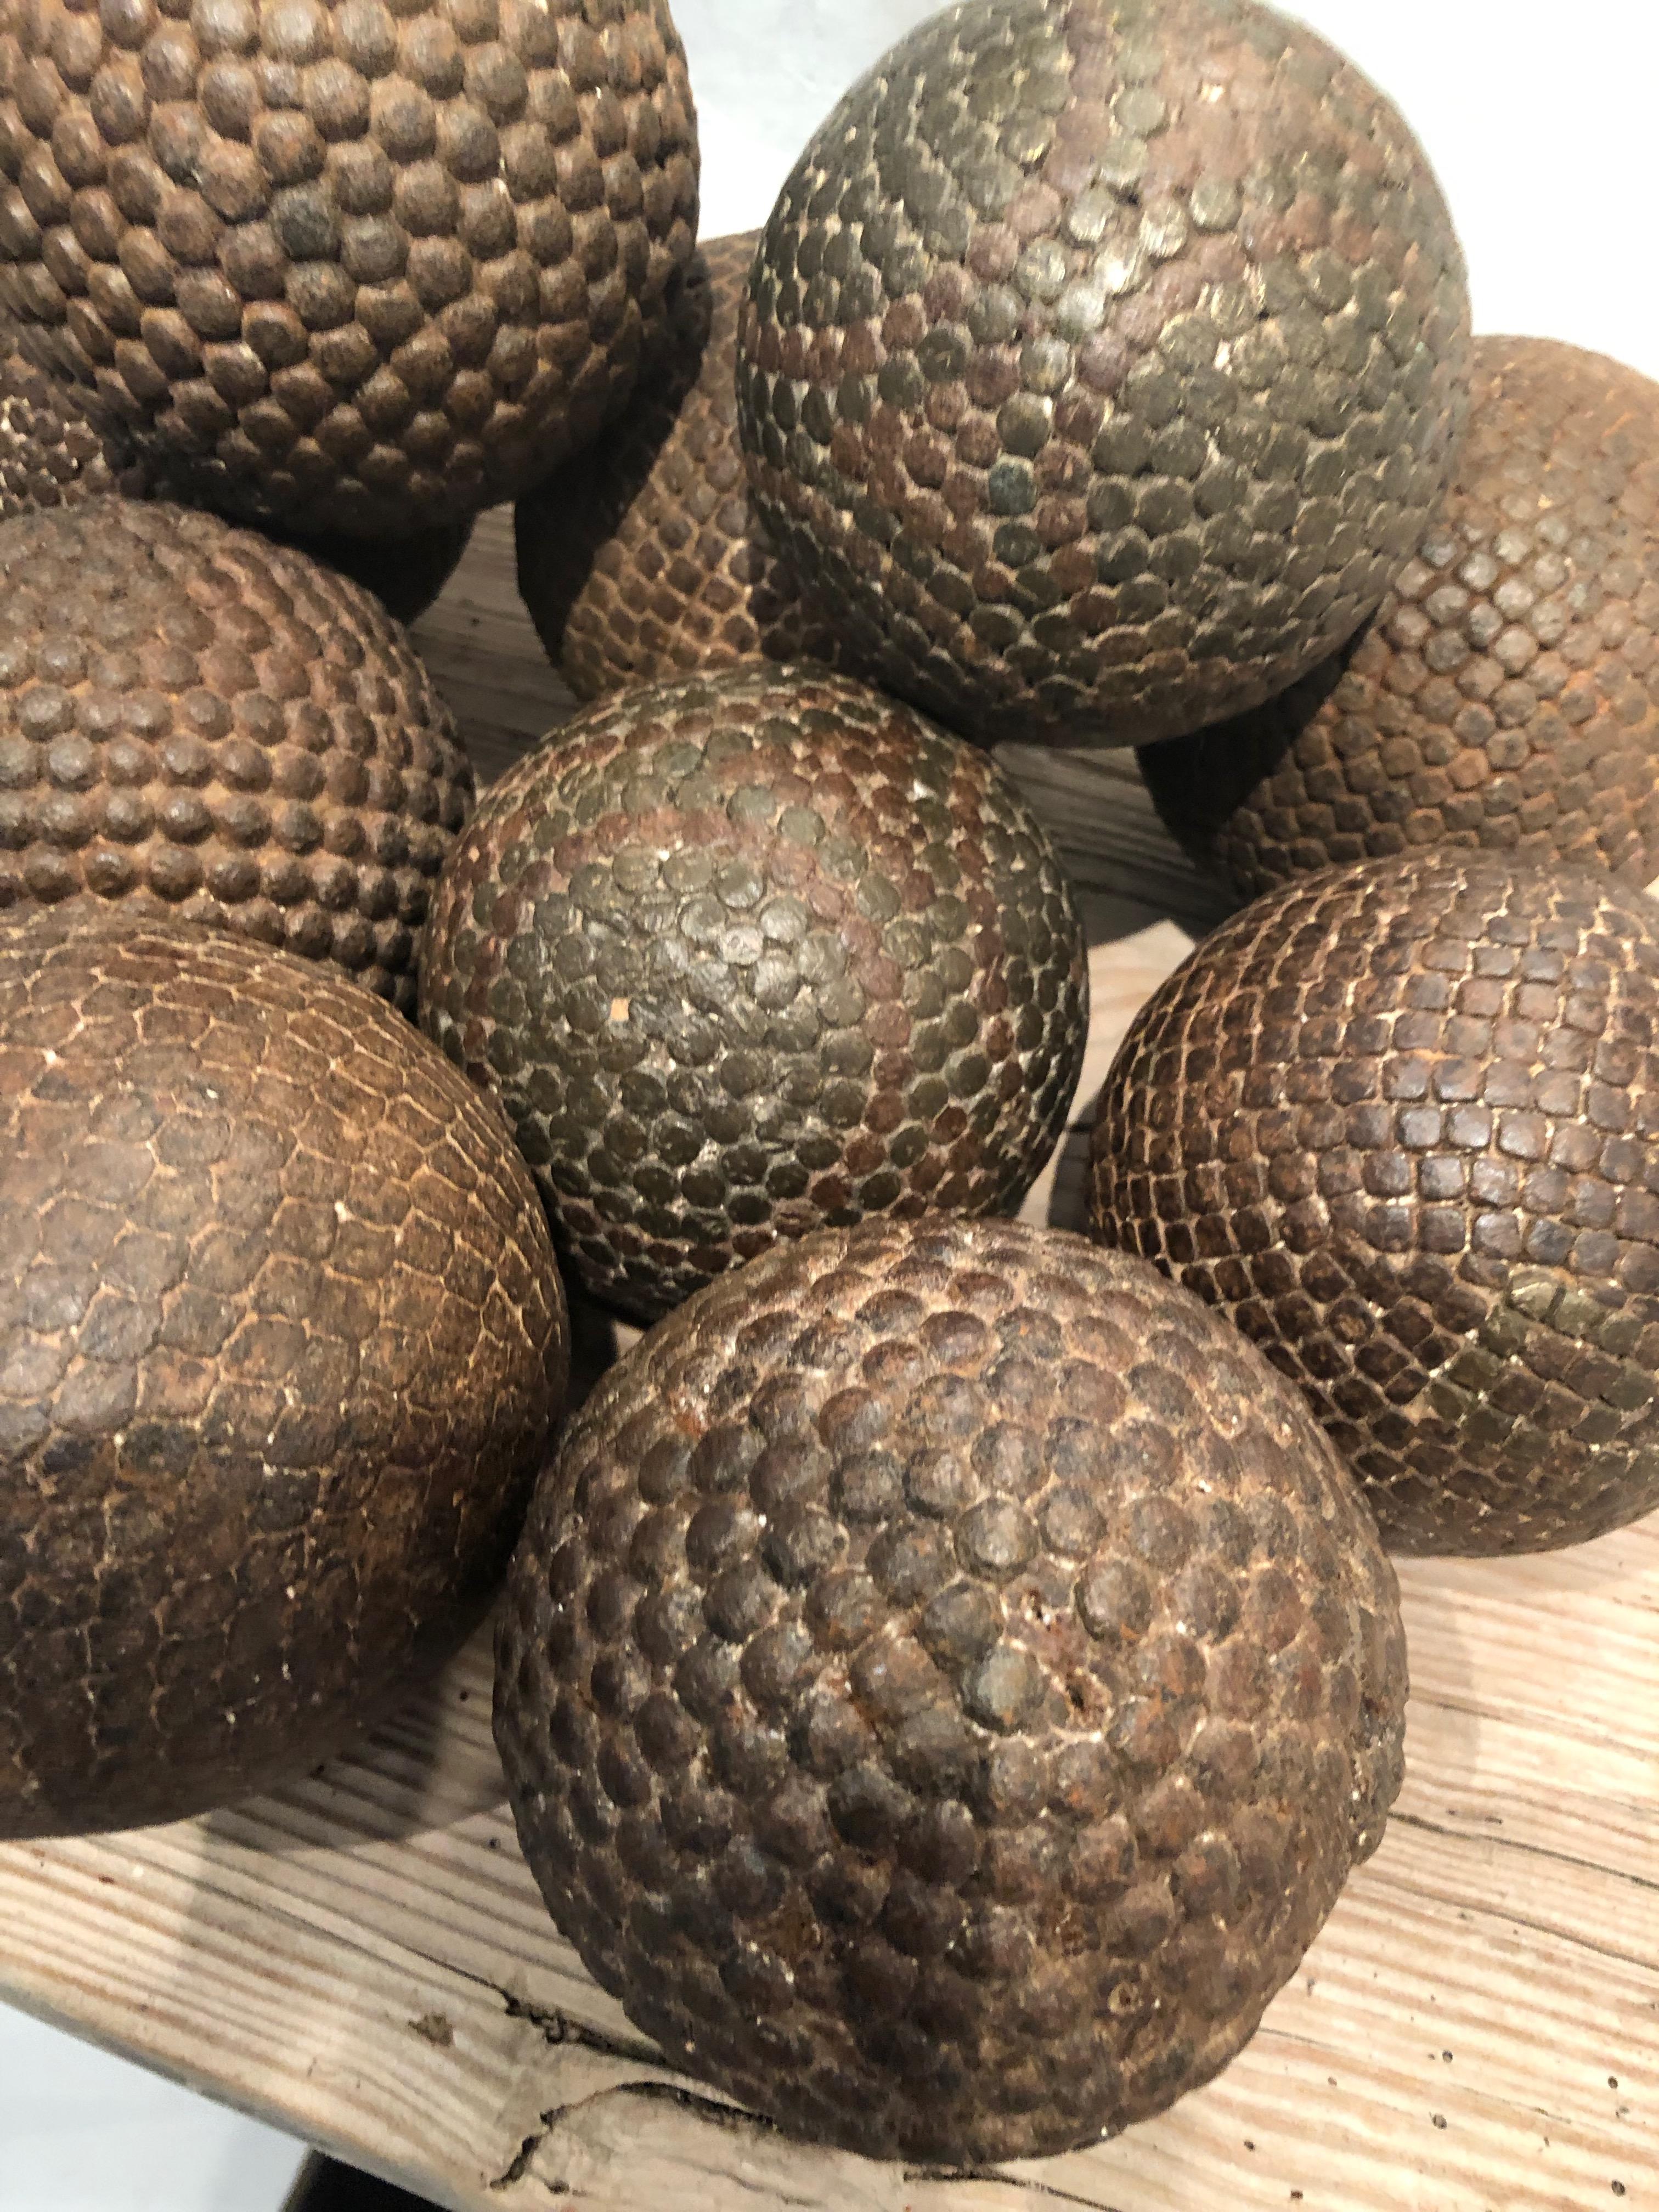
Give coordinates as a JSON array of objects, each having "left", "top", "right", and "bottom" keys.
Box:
[{"left": 0, "top": 509, "right": 1654, "bottom": 2212}]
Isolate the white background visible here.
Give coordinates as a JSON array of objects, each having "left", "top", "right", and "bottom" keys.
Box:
[{"left": 3, "top": 4, "right": 1654, "bottom": 2208}]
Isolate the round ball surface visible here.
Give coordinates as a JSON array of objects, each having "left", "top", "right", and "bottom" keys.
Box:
[
  {"left": 419, "top": 662, "right": 1090, "bottom": 1322},
  {"left": 494, "top": 1216, "right": 1408, "bottom": 2163},
  {"left": 0, "top": 908, "right": 568, "bottom": 1838},
  {"left": 0, "top": 310, "right": 141, "bottom": 516},
  {"left": 0, "top": 323, "right": 473, "bottom": 617},
  {"left": 1140, "top": 338, "right": 1659, "bottom": 895},
  {"left": 1089, "top": 851, "right": 1659, "bottom": 1554},
  {"left": 0, "top": 498, "right": 473, "bottom": 1011},
  {"left": 0, "top": 0, "right": 699, "bottom": 536},
  {"left": 738, "top": 0, "right": 1471, "bottom": 751},
  {"left": 517, "top": 230, "right": 839, "bottom": 697}
]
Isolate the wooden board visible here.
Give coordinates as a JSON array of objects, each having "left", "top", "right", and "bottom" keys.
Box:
[{"left": 0, "top": 510, "right": 1655, "bottom": 2212}]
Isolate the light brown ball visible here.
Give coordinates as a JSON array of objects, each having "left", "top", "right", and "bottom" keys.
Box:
[
  {"left": 516, "top": 230, "right": 838, "bottom": 697},
  {"left": 0, "top": 498, "right": 473, "bottom": 1012},
  {"left": 1090, "top": 850, "right": 1659, "bottom": 1554},
  {"left": 0, "top": 907, "right": 568, "bottom": 1838},
  {"left": 1140, "top": 337, "right": 1659, "bottom": 893}
]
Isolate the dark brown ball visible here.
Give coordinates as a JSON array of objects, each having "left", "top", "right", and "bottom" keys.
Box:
[
  {"left": 419, "top": 662, "right": 1090, "bottom": 1323},
  {"left": 0, "top": 0, "right": 699, "bottom": 537},
  {"left": 0, "top": 320, "right": 473, "bottom": 617},
  {"left": 1088, "top": 851, "right": 1659, "bottom": 1554},
  {"left": 1140, "top": 337, "right": 1659, "bottom": 895},
  {"left": 0, "top": 907, "right": 568, "bottom": 1839},
  {"left": 516, "top": 230, "right": 838, "bottom": 697},
  {"left": 737, "top": 0, "right": 1471, "bottom": 751},
  {"left": 495, "top": 1215, "right": 1407, "bottom": 2163},
  {"left": 0, "top": 309, "right": 142, "bottom": 515},
  {"left": 0, "top": 497, "right": 473, "bottom": 1012}
]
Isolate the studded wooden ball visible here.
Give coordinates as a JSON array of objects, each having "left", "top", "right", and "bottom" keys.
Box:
[
  {"left": 494, "top": 1215, "right": 1407, "bottom": 2162},
  {"left": 0, "top": 307, "right": 143, "bottom": 515},
  {"left": 0, "top": 907, "right": 568, "bottom": 1839},
  {"left": 1140, "top": 338, "right": 1659, "bottom": 896},
  {"left": 738, "top": 0, "right": 1470, "bottom": 751},
  {"left": 419, "top": 662, "right": 1088, "bottom": 1323},
  {"left": 0, "top": 0, "right": 699, "bottom": 537},
  {"left": 0, "top": 317, "right": 473, "bottom": 615},
  {"left": 516, "top": 229, "right": 839, "bottom": 698},
  {"left": 0, "top": 497, "right": 473, "bottom": 1011},
  {"left": 1090, "top": 851, "right": 1659, "bottom": 1555}
]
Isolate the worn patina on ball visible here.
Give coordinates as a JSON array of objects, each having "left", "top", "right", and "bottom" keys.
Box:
[
  {"left": 1140, "top": 338, "right": 1659, "bottom": 895},
  {"left": 0, "top": 0, "right": 699, "bottom": 535},
  {"left": 0, "top": 308, "right": 143, "bottom": 515},
  {"left": 1090, "top": 851, "right": 1659, "bottom": 1554},
  {"left": 0, "top": 315, "right": 472, "bottom": 615},
  {"left": 0, "top": 909, "right": 568, "bottom": 1838},
  {"left": 0, "top": 497, "right": 472, "bottom": 1009},
  {"left": 495, "top": 1216, "right": 1407, "bottom": 2162},
  {"left": 420, "top": 662, "right": 1088, "bottom": 1322},
  {"left": 517, "top": 229, "right": 839, "bottom": 697},
  {"left": 739, "top": 0, "right": 1470, "bottom": 749}
]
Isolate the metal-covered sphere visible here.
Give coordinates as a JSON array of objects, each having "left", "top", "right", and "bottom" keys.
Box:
[
  {"left": 1090, "top": 851, "right": 1659, "bottom": 1554},
  {"left": 738, "top": 0, "right": 1470, "bottom": 749},
  {"left": 495, "top": 1216, "right": 1407, "bottom": 2162},
  {"left": 419, "top": 662, "right": 1088, "bottom": 1322},
  {"left": 0, "top": 909, "right": 568, "bottom": 1839},
  {"left": 0, "top": 498, "right": 472, "bottom": 1011},
  {"left": 517, "top": 230, "right": 840, "bottom": 698},
  {"left": 1139, "top": 338, "right": 1659, "bottom": 895},
  {"left": 0, "top": 0, "right": 700, "bottom": 535}
]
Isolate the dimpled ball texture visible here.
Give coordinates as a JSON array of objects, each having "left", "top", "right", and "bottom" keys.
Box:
[
  {"left": 1088, "top": 851, "right": 1659, "bottom": 1555},
  {"left": 1139, "top": 338, "right": 1659, "bottom": 896},
  {"left": 0, "top": 311, "right": 473, "bottom": 616},
  {"left": 0, "top": 907, "right": 568, "bottom": 1838},
  {"left": 0, "top": 0, "right": 700, "bottom": 537},
  {"left": 419, "top": 661, "right": 1089, "bottom": 1324},
  {"left": 494, "top": 1216, "right": 1408, "bottom": 2163},
  {"left": 738, "top": 0, "right": 1471, "bottom": 751},
  {"left": 0, "top": 496, "right": 473, "bottom": 1010},
  {"left": 0, "top": 306, "right": 143, "bottom": 512},
  {"left": 517, "top": 229, "right": 840, "bottom": 697}
]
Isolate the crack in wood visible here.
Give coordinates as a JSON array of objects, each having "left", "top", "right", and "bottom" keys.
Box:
[
  {"left": 1392, "top": 1809, "right": 1659, "bottom": 1897},
  {"left": 902, "top": 2167, "right": 1128, "bottom": 2209},
  {"left": 486, "top": 2078, "right": 787, "bottom": 2202},
  {"left": 501, "top": 1990, "right": 664, "bottom": 2066}
]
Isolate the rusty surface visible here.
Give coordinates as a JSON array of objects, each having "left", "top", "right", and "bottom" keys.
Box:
[
  {"left": 0, "top": 0, "right": 699, "bottom": 536},
  {"left": 1141, "top": 337, "right": 1659, "bottom": 894},
  {"left": 1089, "top": 851, "right": 1659, "bottom": 1555},
  {"left": 737, "top": 0, "right": 1469, "bottom": 752},
  {"left": 0, "top": 496, "right": 473, "bottom": 1010},
  {"left": 517, "top": 229, "right": 840, "bottom": 698},
  {"left": 419, "top": 661, "right": 1088, "bottom": 1322},
  {"left": 494, "top": 1214, "right": 1407, "bottom": 2162},
  {"left": 0, "top": 907, "right": 568, "bottom": 1838}
]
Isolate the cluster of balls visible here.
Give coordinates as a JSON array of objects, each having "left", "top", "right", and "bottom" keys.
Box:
[
  {"left": 1, "top": 0, "right": 1654, "bottom": 2183},
  {"left": 0, "top": 0, "right": 712, "bottom": 1849},
  {"left": 495, "top": 0, "right": 1659, "bottom": 2171}
]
